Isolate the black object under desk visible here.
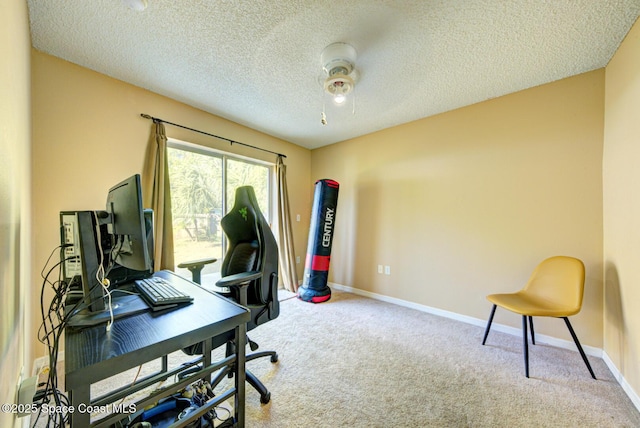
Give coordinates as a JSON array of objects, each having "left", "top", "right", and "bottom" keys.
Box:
[{"left": 64, "top": 270, "right": 250, "bottom": 427}]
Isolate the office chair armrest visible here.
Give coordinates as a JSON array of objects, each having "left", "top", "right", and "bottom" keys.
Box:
[
  {"left": 217, "top": 271, "right": 261, "bottom": 306},
  {"left": 178, "top": 257, "right": 218, "bottom": 270},
  {"left": 177, "top": 257, "right": 218, "bottom": 284},
  {"left": 216, "top": 271, "right": 261, "bottom": 288}
]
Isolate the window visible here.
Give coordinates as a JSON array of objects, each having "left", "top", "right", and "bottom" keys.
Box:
[{"left": 167, "top": 140, "right": 273, "bottom": 285}]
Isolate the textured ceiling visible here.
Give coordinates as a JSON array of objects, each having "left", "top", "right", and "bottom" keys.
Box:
[{"left": 28, "top": 1, "right": 640, "bottom": 149}]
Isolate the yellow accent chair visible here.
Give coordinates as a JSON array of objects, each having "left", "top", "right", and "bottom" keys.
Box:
[{"left": 482, "top": 256, "right": 596, "bottom": 379}]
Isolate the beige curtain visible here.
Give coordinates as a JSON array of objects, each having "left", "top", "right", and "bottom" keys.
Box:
[
  {"left": 141, "top": 120, "right": 175, "bottom": 271},
  {"left": 276, "top": 156, "right": 299, "bottom": 292}
]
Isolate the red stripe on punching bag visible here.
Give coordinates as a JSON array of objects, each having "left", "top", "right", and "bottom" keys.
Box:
[
  {"left": 311, "top": 294, "right": 332, "bottom": 303},
  {"left": 305, "top": 254, "right": 331, "bottom": 271}
]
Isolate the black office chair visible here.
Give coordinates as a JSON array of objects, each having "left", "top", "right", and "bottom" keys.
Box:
[{"left": 180, "top": 186, "right": 280, "bottom": 404}]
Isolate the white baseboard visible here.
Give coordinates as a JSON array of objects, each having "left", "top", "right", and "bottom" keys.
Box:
[
  {"left": 329, "top": 282, "right": 640, "bottom": 414},
  {"left": 602, "top": 351, "right": 640, "bottom": 412}
]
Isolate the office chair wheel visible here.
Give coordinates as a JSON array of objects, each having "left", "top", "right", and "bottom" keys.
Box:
[
  {"left": 260, "top": 391, "right": 271, "bottom": 404},
  {"left": 270, "top": 353, "right": 278, "bottom": 363}
]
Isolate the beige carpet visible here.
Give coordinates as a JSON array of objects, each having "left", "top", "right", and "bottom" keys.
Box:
[
  {"left": 42, "top": 290, "right": 640, "bottom": 427},
  {"left": 233, "top": 290, "right": 640, "bottom": 427}
]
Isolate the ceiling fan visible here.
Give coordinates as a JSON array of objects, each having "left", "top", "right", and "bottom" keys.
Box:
[{"left": 320, "top": 42, "right": 358, "bottom": 125}]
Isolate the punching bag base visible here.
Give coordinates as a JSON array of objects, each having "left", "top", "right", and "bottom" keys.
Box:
[{"left": 297, "top": 286, "right": 332, "bottom": 303}]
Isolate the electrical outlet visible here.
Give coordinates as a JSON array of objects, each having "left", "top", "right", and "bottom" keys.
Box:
[
  {"left": 17, "top": 376, "right": 37, "bottom": 417},
  {"left": 384, "top": 265, "right": 391, "bottom": 275},
  {"left": 296, "top": 256, "right": 301, "bottom": 264},
  {"left": 296, "top": 214, "right": 301, "bottom": 222},
  {"left": 377, "top": 264, "right": 383, "bottom": 274}
]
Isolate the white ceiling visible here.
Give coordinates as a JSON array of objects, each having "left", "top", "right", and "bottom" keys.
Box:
[{"left": 27, "top": 1, "right": 640, "bottom": 149}]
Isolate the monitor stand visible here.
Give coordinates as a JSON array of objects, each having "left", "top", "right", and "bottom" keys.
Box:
[{"left": 66, "top": 294, "right": 150, "bottom": 328}]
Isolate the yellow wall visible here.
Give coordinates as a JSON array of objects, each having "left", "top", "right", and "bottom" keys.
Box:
[
  {"left": 30, "top": 50, "right": 311, "bottom": 359},
  {"left": 603, "top": 18, "right": 640, "bottom": 400},
  {"left": 312, "top": 70, "right": 605, "bottom": 347},
  {"left": 0, "top": 0, "right": 32, "bottom": 427},
  {"left": 26, "top": 18, "right": 640, "bottom": 407}
]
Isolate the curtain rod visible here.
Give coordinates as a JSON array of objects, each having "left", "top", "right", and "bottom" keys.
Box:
[{"left": 140, "top": 113, "right": 286, "bottom": 158}]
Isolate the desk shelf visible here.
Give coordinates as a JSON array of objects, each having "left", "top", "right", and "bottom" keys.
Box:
[{"left": 65, "top": 270, "right": 249, "bottom": 427}]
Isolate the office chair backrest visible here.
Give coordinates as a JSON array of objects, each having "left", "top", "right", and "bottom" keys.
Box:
[
  {"left": 523, "top": 256, "right": 585, "bottom": 315},
  {"left": 221, "top": 186, "right": 279, "bottom": 320}
]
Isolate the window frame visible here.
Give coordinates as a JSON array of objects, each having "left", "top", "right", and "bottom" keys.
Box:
[
  {"left": 167, "top": 138, "right": 275, "bottom": 221},
  {"left": 167, "top": 137, "right": 275, "bottom": 277}
]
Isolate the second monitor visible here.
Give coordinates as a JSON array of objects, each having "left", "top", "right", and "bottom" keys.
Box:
[{"left": 61, "top": 174, "right": 154, "bottom": 327}]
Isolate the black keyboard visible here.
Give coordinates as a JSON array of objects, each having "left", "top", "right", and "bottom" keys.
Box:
[{"left": 135, "top": 277, "right": 193, "bottom": 309}]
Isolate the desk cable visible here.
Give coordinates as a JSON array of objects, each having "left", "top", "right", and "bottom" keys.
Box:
[{"left": 33, "top": 245, "right": 75, "bottom": 428}]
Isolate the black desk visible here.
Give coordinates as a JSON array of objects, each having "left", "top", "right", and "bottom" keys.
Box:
[{"left": 65, "top": 270, "right": 250, "bottom": 427}]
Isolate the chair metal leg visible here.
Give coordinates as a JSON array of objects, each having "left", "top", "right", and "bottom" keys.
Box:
[
  {"left": 482, "top": 305, "right": 497, "bottom": 345},
  {"left": 563, "top": 317, "right": 596, "bottom": 379},
  {"left": 246, "top": 369, "right": 271, "bottom": 404},
  {"left": 208, "top": 364, "right": 273, "bottom": 404},
  {"left": 247, "top": 350, "right": 279, "bottom": 364},
  {"left": 206, "top": 348, "right": 278, "bottom": 404},
  {"left": 209, "top": 365, "right": 233, "bottom": 389},
  {"left": 528, "top": 316, "right": 536, "bottom": 345},
  {"left": 522, "top": 316, "right": 529, "bottom": 378}
]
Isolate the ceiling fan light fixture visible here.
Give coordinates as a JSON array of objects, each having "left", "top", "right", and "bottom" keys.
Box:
[
  {"left": 320, "top": 42, "right": 358, "bottom": 123},
  {"left": 321, "top": 43, "right": 357, "bottom": 76},
  {"left": 324, "top": 74, "right": 354, "bottom": 104}
]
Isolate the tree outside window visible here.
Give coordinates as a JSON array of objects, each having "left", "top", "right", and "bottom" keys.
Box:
[{"left": 167, "top": 143, "right": 272, "bottom": 285}]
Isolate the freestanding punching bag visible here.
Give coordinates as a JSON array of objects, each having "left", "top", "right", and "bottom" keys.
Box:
[{"left": 298, "top": 179, "right": 339, "bottom": 303}]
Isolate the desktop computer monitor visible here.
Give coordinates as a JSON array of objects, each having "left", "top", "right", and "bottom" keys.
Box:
[
  {"left": 61, "top": 174, "right": 154, "bottom": 327},
  {"left": 106, "top": 174, "right": 152, "bottom": 272}
]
